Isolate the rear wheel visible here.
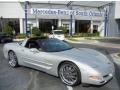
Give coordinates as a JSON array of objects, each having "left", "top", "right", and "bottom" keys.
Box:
[
  {"left": 8, "top": 51, "right": 18, "bottom": 67},
  {"left": 59, "top": 62, "right": 81, "bottom": 86}
]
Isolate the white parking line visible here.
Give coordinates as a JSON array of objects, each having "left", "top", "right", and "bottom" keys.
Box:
[{"left": 67, "top": 86, "right": 73, "bottom": 90}]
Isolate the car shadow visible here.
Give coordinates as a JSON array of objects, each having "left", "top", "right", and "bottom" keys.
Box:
[{"left": 114, "top": 63, "right": 120, "bottom": 88}]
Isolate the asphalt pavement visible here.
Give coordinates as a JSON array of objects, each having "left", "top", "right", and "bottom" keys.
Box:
[{"left": 0, "top": 39, "right": 120, "bottom": 90}]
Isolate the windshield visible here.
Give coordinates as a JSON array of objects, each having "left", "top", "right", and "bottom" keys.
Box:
[
  {"left": 54, "top": 31, "right": 64, "bottom": 34},
  {"left": 37, "top": 39, "right": 73, "bottom": 52}
]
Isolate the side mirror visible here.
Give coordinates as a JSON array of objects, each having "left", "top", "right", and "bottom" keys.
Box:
[
  {"left": 30, "top": 48, "right": 39, "bottom": 53},
  {"left": 50, "top": 32, "right": 52, "bottom": 34},
  {"left": 38, "top": 48, "right": 43, "bottom": 51}
]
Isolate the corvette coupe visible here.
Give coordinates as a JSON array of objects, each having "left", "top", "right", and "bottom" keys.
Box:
[{"left": 3, "top": 37, "right": 114, "bottom": 86}]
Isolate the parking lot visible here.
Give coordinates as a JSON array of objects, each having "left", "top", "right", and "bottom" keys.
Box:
[{"left": 0, "top": 41, "right": 120, "bottom": 90}]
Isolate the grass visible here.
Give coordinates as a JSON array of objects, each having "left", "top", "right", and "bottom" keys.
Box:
[
  {"left": 66, "top": 37, "right": 79, "bottom": 41},
  {"left": 66, "top": 36, "right": 102, "bottom": 41},
  {"left": 118, "top": 53, "right": 120, "bottom": 57},
  {"left": 84, "top": 37, "right": 101, "bottom": 40}
]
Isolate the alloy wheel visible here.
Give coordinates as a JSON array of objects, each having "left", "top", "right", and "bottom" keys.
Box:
[
  {"left": 59, "top": 62, "right": 81, "bottom": 86},
  {"left": 8, "top": 51, "right": 18, "bottom": 67}
]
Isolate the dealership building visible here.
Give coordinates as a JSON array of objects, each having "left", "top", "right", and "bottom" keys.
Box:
[{"left": 0, "top": 1, "right": 120, "bottom": 37}]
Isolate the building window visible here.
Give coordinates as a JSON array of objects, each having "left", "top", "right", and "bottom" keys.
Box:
[
  {"left": 93, "top": 25, "right": 98, "bottom": 33},
  {"left": 62, "top": 24, "right": 69, "bottom": 30},
  {"left": 27, "top": 24, "right": 32, "bottom": 33}
]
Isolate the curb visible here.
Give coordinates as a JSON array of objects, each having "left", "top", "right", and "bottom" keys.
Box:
[
  {"left": 110, "top": 53, "right": 120, "bottom": 65},
  {"left": 65, "top": 39, "right": 100, "bottom": 44},
  {"left": 13, "top": 39, "right": 24, "bottom": 41},
  {"left": 65, "top": 39, "right": 120, "bottom": 49}
]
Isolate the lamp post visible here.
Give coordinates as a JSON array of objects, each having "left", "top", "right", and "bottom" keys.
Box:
[
  {"left": 104, "top": 9, "right": 108, "bottom": 37},
  {"left": 0, "top": 16, "right": 3, "bottom": 32},
  {"left": 24, "top": 1, "right": 29, "bottom": 37},
  {"left": 67, "top": 1, "right": 73, "bottom": 36},
  {"left": 70, "top": 9, "right": 72, "bottom": 36}
]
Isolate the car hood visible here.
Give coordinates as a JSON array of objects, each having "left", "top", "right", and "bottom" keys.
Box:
[{"left": 52, "top": 48, "right": 111, "bottom": 68}]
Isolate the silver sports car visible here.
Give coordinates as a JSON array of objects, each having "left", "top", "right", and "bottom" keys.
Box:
[{"left": 3, "top": 37, "right": 114, "bottom": 86}]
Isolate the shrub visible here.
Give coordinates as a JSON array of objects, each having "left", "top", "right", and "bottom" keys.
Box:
[
  {"left": 118, "top": 53, "right": 120, "bottom": 57},
  {"left": 71, "top": 32, "right": 100, "bottom": 37},
  {"left": 3, "top": 24, "right": 13, "bottom": 35},
  {"left": 16, "top": 34, "right": 26, "bottom": 39},
  {"left": 31, "top": 27, "right": 41, "bottom": 36},
  {"left": 57, "top": 26, "right": 68, "bottom": 34}
]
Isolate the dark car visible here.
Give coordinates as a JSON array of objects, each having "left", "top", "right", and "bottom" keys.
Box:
[{"left": 0, "top": 32, "right": 13, "bottom": 43}]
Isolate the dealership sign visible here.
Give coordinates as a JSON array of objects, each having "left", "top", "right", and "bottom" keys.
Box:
[{"left": 31, "top": 8, "right": 104, "bottom": 17}]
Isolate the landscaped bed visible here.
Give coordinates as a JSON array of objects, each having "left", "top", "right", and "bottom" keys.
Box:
[
  {"left": 66, "top": 37, "right": 79, "bottom": 41},
  {"left": 118, "top": 53, "right": 120, "bottom": 57}
]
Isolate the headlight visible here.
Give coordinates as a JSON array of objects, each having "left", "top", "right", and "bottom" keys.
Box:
[
  {"left": 86, "top": 66, "right": 103, "bottom": 81},
  {"left": 89, "top": 75, "right": 103, "bottom": 81}
]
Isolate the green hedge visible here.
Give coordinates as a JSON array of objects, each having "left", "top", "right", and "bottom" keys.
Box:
[
  {"left": 71, "top": 32, "right": 100, "bottom": 37},
  {"left": 118, "top": 53, "right": 120, "bottom": 57},
  {"left": 16, "top": 34, "right": 26, "bottom": 39},
  {"left": 3, "top": 24, "right": 13, "bottom": 35},
  {"left": 31, "top": 27, "right": 41, "bottom": 36}
]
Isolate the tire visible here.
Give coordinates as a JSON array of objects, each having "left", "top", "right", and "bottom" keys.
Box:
[
  {"left": 1, "top": 39, "right": 5, "bottom": 43},
  {"left": 59, "top": 62, "right": 81, "bottom": 86},
  {"left": 8, "top": 51, "right": 18, "bottom": 67}
]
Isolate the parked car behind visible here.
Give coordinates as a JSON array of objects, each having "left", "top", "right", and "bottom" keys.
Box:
[
  {"left": 48, "top": 30, "right": 65, "bottom": 40},
  {"left": 0, "top": 32, "right": 13, "bottom": 43}
]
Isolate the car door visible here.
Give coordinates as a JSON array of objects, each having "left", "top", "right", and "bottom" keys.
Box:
[{"left": 19, "top": 40, "right": 53, "bottom": 72}]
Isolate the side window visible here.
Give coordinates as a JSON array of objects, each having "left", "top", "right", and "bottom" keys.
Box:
[{"left": 25, "top": 41, "right": 39, "bottom": 49}]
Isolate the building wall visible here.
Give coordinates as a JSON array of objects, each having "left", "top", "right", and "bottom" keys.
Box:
[
  {"left": 115, "top": 2, "right": 120, "bottom": 36},
  {"left": 0, "top": 2, "right": 105, "bottom": 36},
  {"left": 107, "top": 2, "right": 120, "bottom": 37},
  {"left": 115, "top": 1, "right": 120, "bottom": 19},
  {"left": 0, "top": 2, "right": 103, "bottom": 20},
  {"left": 0, "top": 2, "right": 24, "bottom": 18}
]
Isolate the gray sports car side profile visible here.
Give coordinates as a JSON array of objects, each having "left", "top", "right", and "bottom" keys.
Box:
[{"left": 3, "top": 37, "right": 115, "bottom": 86}]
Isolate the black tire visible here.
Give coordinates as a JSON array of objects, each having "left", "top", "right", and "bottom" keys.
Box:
[
  {"left": 1, "top": 39, "right": 5, "bottom": 43},
  {"left": 59, "top": 62, "right": 81, "bottom": 86},
  {"left": 8, "top": 51, "right": 18, "bottom": 67}
]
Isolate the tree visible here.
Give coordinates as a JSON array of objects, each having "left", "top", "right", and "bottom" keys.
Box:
[
  {"left": 3, "top": 24, "right": 13, "bottom": 35},
  {"left": 31, "top": 27, "right": 41, "bottom": 36}
]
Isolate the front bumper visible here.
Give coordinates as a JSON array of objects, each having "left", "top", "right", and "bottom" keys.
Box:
[
  {"left": 82, "top": 72, "right": 114, "bottom": 85},
  {"left": 91, "top": 73, "right": 113, "bottom": 85}
]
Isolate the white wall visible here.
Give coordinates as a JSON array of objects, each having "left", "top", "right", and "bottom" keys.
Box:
[
  {"left": 107, "top": 2, "right": 120, "bottom": 37},
  {"left": 0, "top": 2, "right": 24, "bottom": 18},
  {"left": 115, "top": 1, "right": 120, "bottom": 19},
  {"left": 99, "top": 21, "right": 105, "bottom": 37}
]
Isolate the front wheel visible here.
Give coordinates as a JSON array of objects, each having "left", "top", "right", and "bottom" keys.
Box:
[
  {"left": 59, "top": 62, "right": 81, "bottom": 86},
  {"left": 8, "top": 51, "right": 18, "bottom": 67}
]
